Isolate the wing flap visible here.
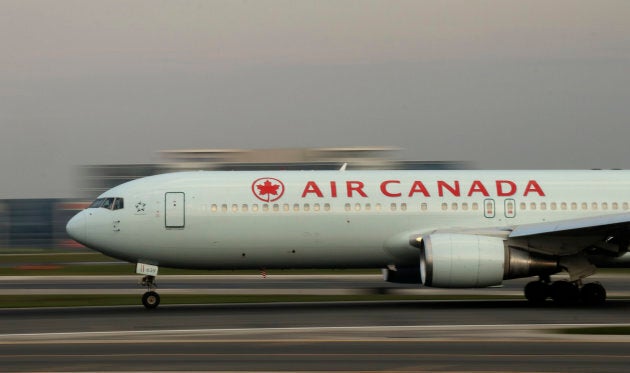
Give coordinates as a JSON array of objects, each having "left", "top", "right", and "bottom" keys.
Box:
[{"left": 509, "top": 212, "right": 630, "bottom": 238}]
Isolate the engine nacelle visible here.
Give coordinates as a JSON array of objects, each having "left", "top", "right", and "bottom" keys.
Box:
[{"left": 420, "top": 233, "right": 558, "bottom": 288}]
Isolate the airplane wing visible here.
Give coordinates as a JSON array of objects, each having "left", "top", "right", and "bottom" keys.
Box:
[
  {"left": 509, "top": 212, "right": 630, "bottom": 239},
  {"left": 504, "top": 212, "right": 630, "bottom": 257}
]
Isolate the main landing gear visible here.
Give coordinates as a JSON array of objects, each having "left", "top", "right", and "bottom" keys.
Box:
[
  {"left": 141, "top": 275, "right": 160, "bottom": 309},
  {"left": 524, "top": 277, "right": 606, "bottom": 306}
]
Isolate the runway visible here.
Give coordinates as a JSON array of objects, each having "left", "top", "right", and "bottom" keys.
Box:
[
  {"left": 2, "top": 274, "right": 630, "bottom": 371},
  {"left": 3, "top": 300, "right": 630, "bottom": 371},
  {"left": 1, "top": 272, "right": 629, "bottom": 296}
]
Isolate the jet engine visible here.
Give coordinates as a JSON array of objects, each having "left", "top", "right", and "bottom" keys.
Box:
[{"left": 417, "top": 233, "right": 558, "bottom": 288}]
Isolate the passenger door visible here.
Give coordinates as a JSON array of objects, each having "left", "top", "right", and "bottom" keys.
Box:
[{"left": 165, "top": 192, "right": 185, "bottom": 228}]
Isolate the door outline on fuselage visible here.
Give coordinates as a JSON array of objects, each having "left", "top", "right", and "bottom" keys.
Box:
[
  {"left": 165, "top": 192, "right": 185, "bottom": 229},
  {"left": 484, "top": 198, "right": 495, "bottom": 218},
  {"left": 504, "top": 198, "right": 516, "bottom": 218}
]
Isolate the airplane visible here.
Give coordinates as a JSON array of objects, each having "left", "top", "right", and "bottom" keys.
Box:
[{"left": 66, "top": 169, "right": 630, "bottom": 309}]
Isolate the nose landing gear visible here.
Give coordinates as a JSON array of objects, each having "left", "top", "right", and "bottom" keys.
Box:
[{"left": 140, "top": 275, "right": 160, "bottom": 309}]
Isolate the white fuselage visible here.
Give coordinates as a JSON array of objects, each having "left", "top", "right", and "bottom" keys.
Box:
[{"left": 66, "top": 170, "right": 630, "bottom": 270}]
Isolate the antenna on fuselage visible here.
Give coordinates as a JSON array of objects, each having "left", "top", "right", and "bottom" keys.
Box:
[{"left": 339, "top": 162, "right": 347, "bottom": 171}]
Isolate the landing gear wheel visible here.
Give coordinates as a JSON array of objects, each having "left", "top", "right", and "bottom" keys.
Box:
[
  {"left": 581, "top": 282, "right": 606, "bottom": 306},
  {"left": 524, "top": 281, "right": 549, "bottom": 305},
  {"left": 142, "top": 291, "right": 160, "bottom": 309},
  {"left": 550, "top": 281, "right": 580, "bottom": 305}
]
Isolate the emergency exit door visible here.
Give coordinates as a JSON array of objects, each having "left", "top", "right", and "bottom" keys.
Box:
[{"left": 165, "top": 192, "right": 185, "bottom": 228}]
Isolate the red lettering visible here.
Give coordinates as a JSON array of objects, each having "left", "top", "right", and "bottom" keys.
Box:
[
  {"left": 437, "top": 181, "right": 460, "bottom": 197},
  {"left": 346, "top": 181, "right": 367, "bottom": 198},
  {"left": 524, "top": 180, "right": 545, "bottom": 196},
  {"left": 330, "top": 181, "right": 337, "bottom": 198},
  {"left": 467, "top": 180, "right": 489, "bottom": 196},
  {"left": 301, "top": 181, "right": 323, "bottom": 198},
  {"left": 408, "top": 181, "right": 430, "bottom": 197},
  {"left": 380, "top": 180, "right": 401, "bottom": 197},
  {"left": 496, "top": 180, "right": 517, "bottom": 196}
]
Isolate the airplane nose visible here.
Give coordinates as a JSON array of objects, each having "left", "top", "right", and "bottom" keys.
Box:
[{"left": 66, "top": 212, "right": 87, "bottom": 244}]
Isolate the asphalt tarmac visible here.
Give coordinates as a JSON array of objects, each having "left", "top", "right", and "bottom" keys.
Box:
[
  {"left": 3, "top": 300, "right": 630, "bottom": 371},
  {"left": 2, "top": 274, "right": 630, "bottom": 371},
  {"left": 1, "top": 272, "right": 629, "bottom": 296}
]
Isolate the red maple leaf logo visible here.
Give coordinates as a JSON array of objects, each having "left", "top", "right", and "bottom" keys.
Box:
[
  {"left": 252, "top": 178, "right": 285, "bottom": 202},
  {"left": 257, "top": 180, "right": 280, "bottom": 197}
]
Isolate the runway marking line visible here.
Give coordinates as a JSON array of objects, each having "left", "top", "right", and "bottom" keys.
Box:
[
  {"left": 4, "top": 323, "right": 630, "bottom": 345},
  {"left": 4, "top": 322, "right": 630, "bottom": 338}
]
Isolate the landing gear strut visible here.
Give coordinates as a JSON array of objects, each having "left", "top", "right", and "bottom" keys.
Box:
[
  {"left": 140, "top": 275, "right": 160, "bottom": 309},
  {"left": 524, "top": 278, "right": 606, "bottom": 306}
]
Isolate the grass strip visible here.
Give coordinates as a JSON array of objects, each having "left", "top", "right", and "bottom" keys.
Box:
[
  {"left": 0, "top": 264, "right": 378, "bottom": 276},
  {"left": 0, "top": 294, "right": 519, "bottom": 308}
]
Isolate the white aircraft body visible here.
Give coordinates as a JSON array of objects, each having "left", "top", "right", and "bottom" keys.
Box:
[{"left": 66, "top": 170, "right": 630, "bottom": 308}]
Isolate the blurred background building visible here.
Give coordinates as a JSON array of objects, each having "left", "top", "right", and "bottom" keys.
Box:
[{"left": 1, "top": 147, "right": 469, "bottom": 250}]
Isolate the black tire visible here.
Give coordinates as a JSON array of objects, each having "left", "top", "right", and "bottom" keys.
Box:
[
  {"left": 142, "top": 291, "right": 160, "bottom": 309},
  {"left": 581, "top": 282, "right": 607, "bottom": 306},
  {"left": 524, "top": 281, "right": 549, "bottom": 305},
  {"left": 550, "top": 281, "right": 580, "bottom": 306}
]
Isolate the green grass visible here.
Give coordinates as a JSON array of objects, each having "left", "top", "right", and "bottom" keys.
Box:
[
  {"left": 0, "top": 252, "right": 379, "bottom": 276},
  {"left": 0, "top": 265, "right": 378, "bottom": 276},
  {"left": 0, "top": 294, "right": 520, "bottom": 308}
]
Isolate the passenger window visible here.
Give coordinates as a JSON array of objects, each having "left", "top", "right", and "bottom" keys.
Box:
[
  {"left": 345, "top": 203, "right": 351, "bottom": 212},
  {"left": 375, "top": 203, "right": 382, "bottom": 211},
  {"left": 441, "top": 203, "right": 447, "bottom": 211},
  {"left": 602, "top": 202, "right": 608, "bottom": 210},
  {"left": 421, "top": 203, "right": 428, "bottom": 211},
  {"left": 221, "top": 204, "right": 228, "bottom": 213},
  {"left": 211, "top": 204, "right": 218, "bottom": 212},
  {"left": 314, "top": 203, "right": 320, "bottom": 212},
  {"left": 613, "top": 202, "right": 619, "bottom": 210},
  {"left": 472, "top": 202, "right": 479, "bottom": 211},
  {"left": 451, "top": 203, "right": 457, "bottom": 211},
  {"left": 262, "top": 204, "right": 269, "bottom": 212},
  {"left": 581, "top": 202, "right": 588, "bottom": 210},
  {"left": 591, "top": 202, "right": 598, "bottom": 210},
  {"left": 273, "top": 204, "right": 279, "bottom": 212},
  {"left": 540, "top": 202, "right": 547, "bottom": 210},
  {"left": 520, "top": 202, "right": 526, "bottom": 210},
  {"left": 283, "top": 204, "right": 290, "bottom": 212},
  {"left": 293, "top": 204, "right": 300, "bottom": 212},
  {"left": 461, "top": 202, "right": 468, "bottom": 211},
  {"left": 624, "top": 202, "right": 629, "bottom": 210},
  {"left": 390, "top": 203, "right": 397, "bottom": 211},
  {"left": 252, "top": 204, "right": 259, "bottom": 212},
  {"left": 324, "top": 203, "right": 331, "bottom": 211},
  {"left": 242, "top": 204, "right": 249, "bottom": 212},
  {"left": 232, "top": 204, "right": 238, "bottom": 212},
  {"left": 365, "top": 203, "right": 371, "bottom": 211},
  {"left": 571, "top": 202, "right": 577, "bottom": 210},
  {"left": 561, "top": 202, "right": 567, "bottom": 210},
  {"left": 530, "top": 202, "right": 536, "bottom": 210},
  {"left": 304, "top": 204, "right": 310, "bottom": 212},
  {"left": 550, "top": 202, "right": 557, "bottom": 210},
  {"left": 401, "top": 203, "right": 407, "bottom": 211},
  {"left": 354, "top": 203, "right": 361, "bottom": 211}
]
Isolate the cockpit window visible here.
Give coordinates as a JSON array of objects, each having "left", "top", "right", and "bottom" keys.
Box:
[
  {"left": 113, "top": 198, "right": 124, "bottom": 210},
  {"left": 101, "top": 198, "right": 113, "bottom": 210},
  {"left": 89, "top": 198, "right": 106, "bottom": 208},
  {"left": 88, "top": 197, "right": 124, "bottom": 210}
]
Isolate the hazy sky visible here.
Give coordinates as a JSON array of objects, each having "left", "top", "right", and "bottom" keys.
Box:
[{"left": 2, "top": 0, "right": 630, "bottom": 198}]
